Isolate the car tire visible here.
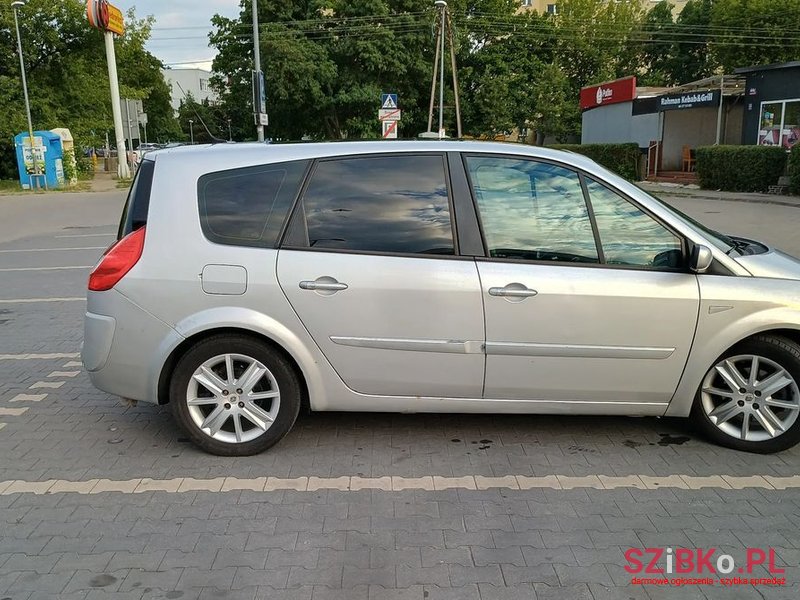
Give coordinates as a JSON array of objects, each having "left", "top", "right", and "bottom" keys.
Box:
[
  {"left": 691, "top": 334, "right": 800, "bottom": 454},
  {"left": 170, "top": 334, "right": 301, "bottom": 456}
]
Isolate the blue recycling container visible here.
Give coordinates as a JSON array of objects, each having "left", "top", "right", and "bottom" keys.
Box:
[{"left": 14, "top": 130, "right": 65, "bottom": 189}]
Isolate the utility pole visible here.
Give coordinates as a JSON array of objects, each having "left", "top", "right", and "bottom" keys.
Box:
[
  {"left": 424, "top": 1, "right": 462, "bottom": 139},
  {"left": 189, "top": 119, "right": 194, "bottom": 144},
  {"left": 252, "top": 0, "right": 265, "bottom": 142},
  {"left": 11, "top": 0, "right": 42, "bottom": 188},
  {"left": 228, "top": 119, "right": 233, "bottom": 142}
]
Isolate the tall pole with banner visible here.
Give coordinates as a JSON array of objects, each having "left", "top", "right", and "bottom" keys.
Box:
[{"left": 87, "top": 0, "right": 129, "bottom": 179}]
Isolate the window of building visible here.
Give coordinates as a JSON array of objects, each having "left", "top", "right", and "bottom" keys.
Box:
[
  {"left": 199, "top": 79, "right": 208, "bottom": 92},
  {"left": 289, "top": 155, "right": 455, "bottom": 255},
  {"left": 198, "top": 160, "right": 309, "bottom": 248},
  {"left": 546, "top": 3, "right": 557, "bottom": 13},
  {"left": 466, "top": 156, "right": 599, "bottom": 264},
  {"left": 521, "top": 0, "right": 533, "bottom": 6},
  {"left": 758, "top": 98, "right": 800, "bottom": 149}
]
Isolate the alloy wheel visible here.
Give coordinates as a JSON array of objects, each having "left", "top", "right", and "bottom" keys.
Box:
[
  {"left": 701, "top": 354, "right": 800, "bottom": 442},
  {"left": 186, "top": 353, "right": 281, "bottom": 444}
]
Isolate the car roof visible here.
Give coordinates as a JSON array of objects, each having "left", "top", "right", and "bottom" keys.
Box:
[{"left": 145, "top": 140, "right": 598, "bottom": 172}]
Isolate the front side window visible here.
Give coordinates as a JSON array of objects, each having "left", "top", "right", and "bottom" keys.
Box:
[
  {"left": 198, "top": 160, "right": 309, "bottom": 248},
  {"left": 586, "top": 178, "right": 683, "bottom": 268},
  {"left": 291, "top": 155, "right": 454, "bottom": 255},
  {"left": 466, "top": 156, "right": 599, "bottom": 264}
]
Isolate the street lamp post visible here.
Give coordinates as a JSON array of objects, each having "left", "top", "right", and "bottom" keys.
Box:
[
  {"left": 227, "top": 119, "right": 232, "bottom": 142},
  {"left": 188, "top": 119, "right": 194, "bottom": 144},
  {"left": 11, "top": 0, "right": 41, "bottom": 188}
]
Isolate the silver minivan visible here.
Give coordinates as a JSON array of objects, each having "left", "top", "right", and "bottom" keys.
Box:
[{"left": 83, "top": 141, "right": 800, "bottom": 455}]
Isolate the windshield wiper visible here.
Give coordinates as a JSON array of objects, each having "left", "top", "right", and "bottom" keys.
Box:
[{"left": 725, "top": 238, "right": 750, "bottom": 256}]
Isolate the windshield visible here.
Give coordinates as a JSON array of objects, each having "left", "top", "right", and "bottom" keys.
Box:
[{"left": 633, "top": 184, "right": 736, "bottom": 253}]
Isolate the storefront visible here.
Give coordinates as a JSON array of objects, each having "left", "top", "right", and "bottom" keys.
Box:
[
  {"left": 579, "top": 76, "right": 666, "bottom": 149},
  {"left": 736, "top": 61, "right": 800, "bottom": 150},
  {"left": 655, "top": 79, "right": 744, "bottom": 172}
]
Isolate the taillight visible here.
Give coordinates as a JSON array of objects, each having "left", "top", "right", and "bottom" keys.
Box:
[{"left": 88, "top": 227, "right": 146, "bottom": 291}]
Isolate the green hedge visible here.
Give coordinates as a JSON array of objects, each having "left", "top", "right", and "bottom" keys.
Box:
[
  {"left": 696, "top": 145, "right": 787, "bottom": 193},
  {"left": 789, "top": 145, "right": 800, "bottom": 195},
  {"left": 549, "top": 143, "right": 641, "bottom": 181}
]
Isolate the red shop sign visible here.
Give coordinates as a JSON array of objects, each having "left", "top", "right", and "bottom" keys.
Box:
[{"left": 580, "top": 76, "right": 636, "bottom": 110}]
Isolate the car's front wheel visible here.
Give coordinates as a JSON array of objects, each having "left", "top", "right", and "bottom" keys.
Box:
[
  {"left": 170, "top": 334, "right": 301, "bottom": 456},
  {"left": 691, "top": 334, "right": 800, "bottom": 453}
]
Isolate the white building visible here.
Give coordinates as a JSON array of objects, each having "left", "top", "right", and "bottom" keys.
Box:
[{"left": 161, "top": 68, "right": 218, "bottom": 111}]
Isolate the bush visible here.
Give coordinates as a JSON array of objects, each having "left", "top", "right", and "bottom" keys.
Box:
[
  {"left": 549, "top": 143, "right": 641, "bottom": 181},
  {"left": 696, "top": 145, "right": 787, "bottom": 193},
  {"left": 789, "top": 145, "right": 800, "bottom": 195}
]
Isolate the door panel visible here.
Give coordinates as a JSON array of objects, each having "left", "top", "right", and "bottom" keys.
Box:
[
  {"left": 278, "top": 251, "right": 485, "bottom": 397},
  {"left": 277, "top": 153, "right": 485, "bottom": 399},
  {"left": 478, "top": 261, "right": 699, "bottom": 403}
]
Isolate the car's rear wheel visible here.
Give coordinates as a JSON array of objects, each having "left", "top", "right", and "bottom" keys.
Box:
[
  {"left": 691, "top": 335, "right": 800, "bottom": 453},
  {"left": 170, "top": 334, "right": 301, "bottom": 456}
]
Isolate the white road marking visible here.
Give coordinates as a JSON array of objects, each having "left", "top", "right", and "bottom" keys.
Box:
[
  {"left": 0, "top": 407, "right": 28, "bottom": 416},
  {"left": 56, "top": 233, "right": 115, "bottom": 238},
  {"left": 30, "top": 381, "right": 64, "bottom": 389},
  {"left": 48, "top": 371, "right": 80, "bottom": 378},
  {"left": 0, "top": 266, "right": 93, "bottom": 272},
  {"left": 0, "top": 352, "right": 79, "bottom": 361},
  {"left": 0, "top": 297, "right": 84, "bottom": 304},
  {"left": 62, "top": 361, "right": 82, "bottom": 368},
  {"left": 0, "top": 247, "right": 104, "bottom": 253},
  {"left": 0, "top": 423, "right": 5, "bottom": 431},
  {"left": 9, "top": 394, "right": 47, "bottom": 403},
  {"left": 0, "top": 474, "right": 789, "bottom": 495}
]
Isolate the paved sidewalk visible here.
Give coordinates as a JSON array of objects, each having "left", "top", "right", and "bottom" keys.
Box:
[{"left": 639, "top": 181, "right": 800, "bottom": 208}]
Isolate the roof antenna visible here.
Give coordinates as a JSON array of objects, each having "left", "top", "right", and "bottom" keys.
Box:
[{"left": 174, "top": 80, "right": 228, "bottom": 144}]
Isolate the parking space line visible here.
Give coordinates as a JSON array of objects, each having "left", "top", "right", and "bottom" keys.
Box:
[
  {"left": 48, "top": 371, "right": 80, "bottom": 378},
  {"left": 9, "top": 394, "right": 47, "bottom": 403},
  {"left": 0, "top": 407, "right": 29, "bottom": 416},
  {"left": 30, "top": 381, "right": 64, "bottom": 389},
  {"left": 0, "top": 297, "right": 85, "bottom": 304},
  {"left": 0, "top": 423, "right": 5, "bottom": 431},
  {"left": 62, "top": 361, "right": 82, "bottom": 368},
  {"left": 0, "top": 474, "right": 787, "bottom": 496},
  {"left": 0, "top": 352, "right": 79, "bottom": 361},
  {"left": 0, "top": 266, "right": 93, "bottom": 272},
  {"left": 0, "top": 247, "right": 105, "bottom": 253}
]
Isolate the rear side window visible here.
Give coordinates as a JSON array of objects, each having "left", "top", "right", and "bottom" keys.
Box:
[
  {"left": 118, "top": 158, "right": 155, "bottom": 239},
  {"left": 198, "top": 160, "right": 309, "bottom": 248},
  {"left": 286, "top": 155, "right": 455, "bottom": 255}
]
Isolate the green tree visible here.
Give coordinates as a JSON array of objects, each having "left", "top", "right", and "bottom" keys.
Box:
[
  {"left": 0, "top": 0, "right": 178, "bottom": 179},
  {"left": 666, "top": 0, "right": 716, "bottom": 83},
  {"left": 637, "top": 1, "right": 676, "bottom": 85},
  {"left": 711, "top": 0, "right": 800, "bottom": 72}
]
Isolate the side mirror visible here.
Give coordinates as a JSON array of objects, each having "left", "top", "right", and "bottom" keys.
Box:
[{"left": 690, "top": 244, "right": 714, "bottom": 274}]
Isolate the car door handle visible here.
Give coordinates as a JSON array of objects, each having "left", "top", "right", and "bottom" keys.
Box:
[
  {"left": 489, "top": 285, "right": 538, "bottom": 298},
  {"left": 299, "top": 279, "right": 348, "bottom": 292}
]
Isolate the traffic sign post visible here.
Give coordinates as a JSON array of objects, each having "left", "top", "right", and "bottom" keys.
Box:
[
  {"left": 381, "top": 94, "right": 398, "bottom": 110},
  {"left": 382, "top": 121, "right": 398, "bottom": 139},
  {"left": 379, "top": 93, "right": 400, "bottom": 139}
]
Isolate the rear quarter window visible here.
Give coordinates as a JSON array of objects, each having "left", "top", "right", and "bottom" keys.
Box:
[
  {"left": 118, "top": 158, "right": 155, "bottom": 239},
  {"left": 198, "top": 160, "right": 309, "bottom": 248}
]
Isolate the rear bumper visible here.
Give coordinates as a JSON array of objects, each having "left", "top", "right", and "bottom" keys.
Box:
[{"left": 83, "top": 289, "right": 182, "bottom": 404}]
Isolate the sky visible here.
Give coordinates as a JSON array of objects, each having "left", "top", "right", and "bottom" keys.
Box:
[{"left": 115, "top": 0, "right": 242, "bottom": 70}]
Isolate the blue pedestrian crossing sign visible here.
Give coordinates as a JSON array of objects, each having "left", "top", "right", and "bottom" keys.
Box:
[{"left": 381, "top": 93, "right": 398, "bottom": 109}]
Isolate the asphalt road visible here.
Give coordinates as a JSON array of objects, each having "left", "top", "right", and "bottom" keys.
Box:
[{"left": 0, "top": 188, "right": 799, "bottom": 600}]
